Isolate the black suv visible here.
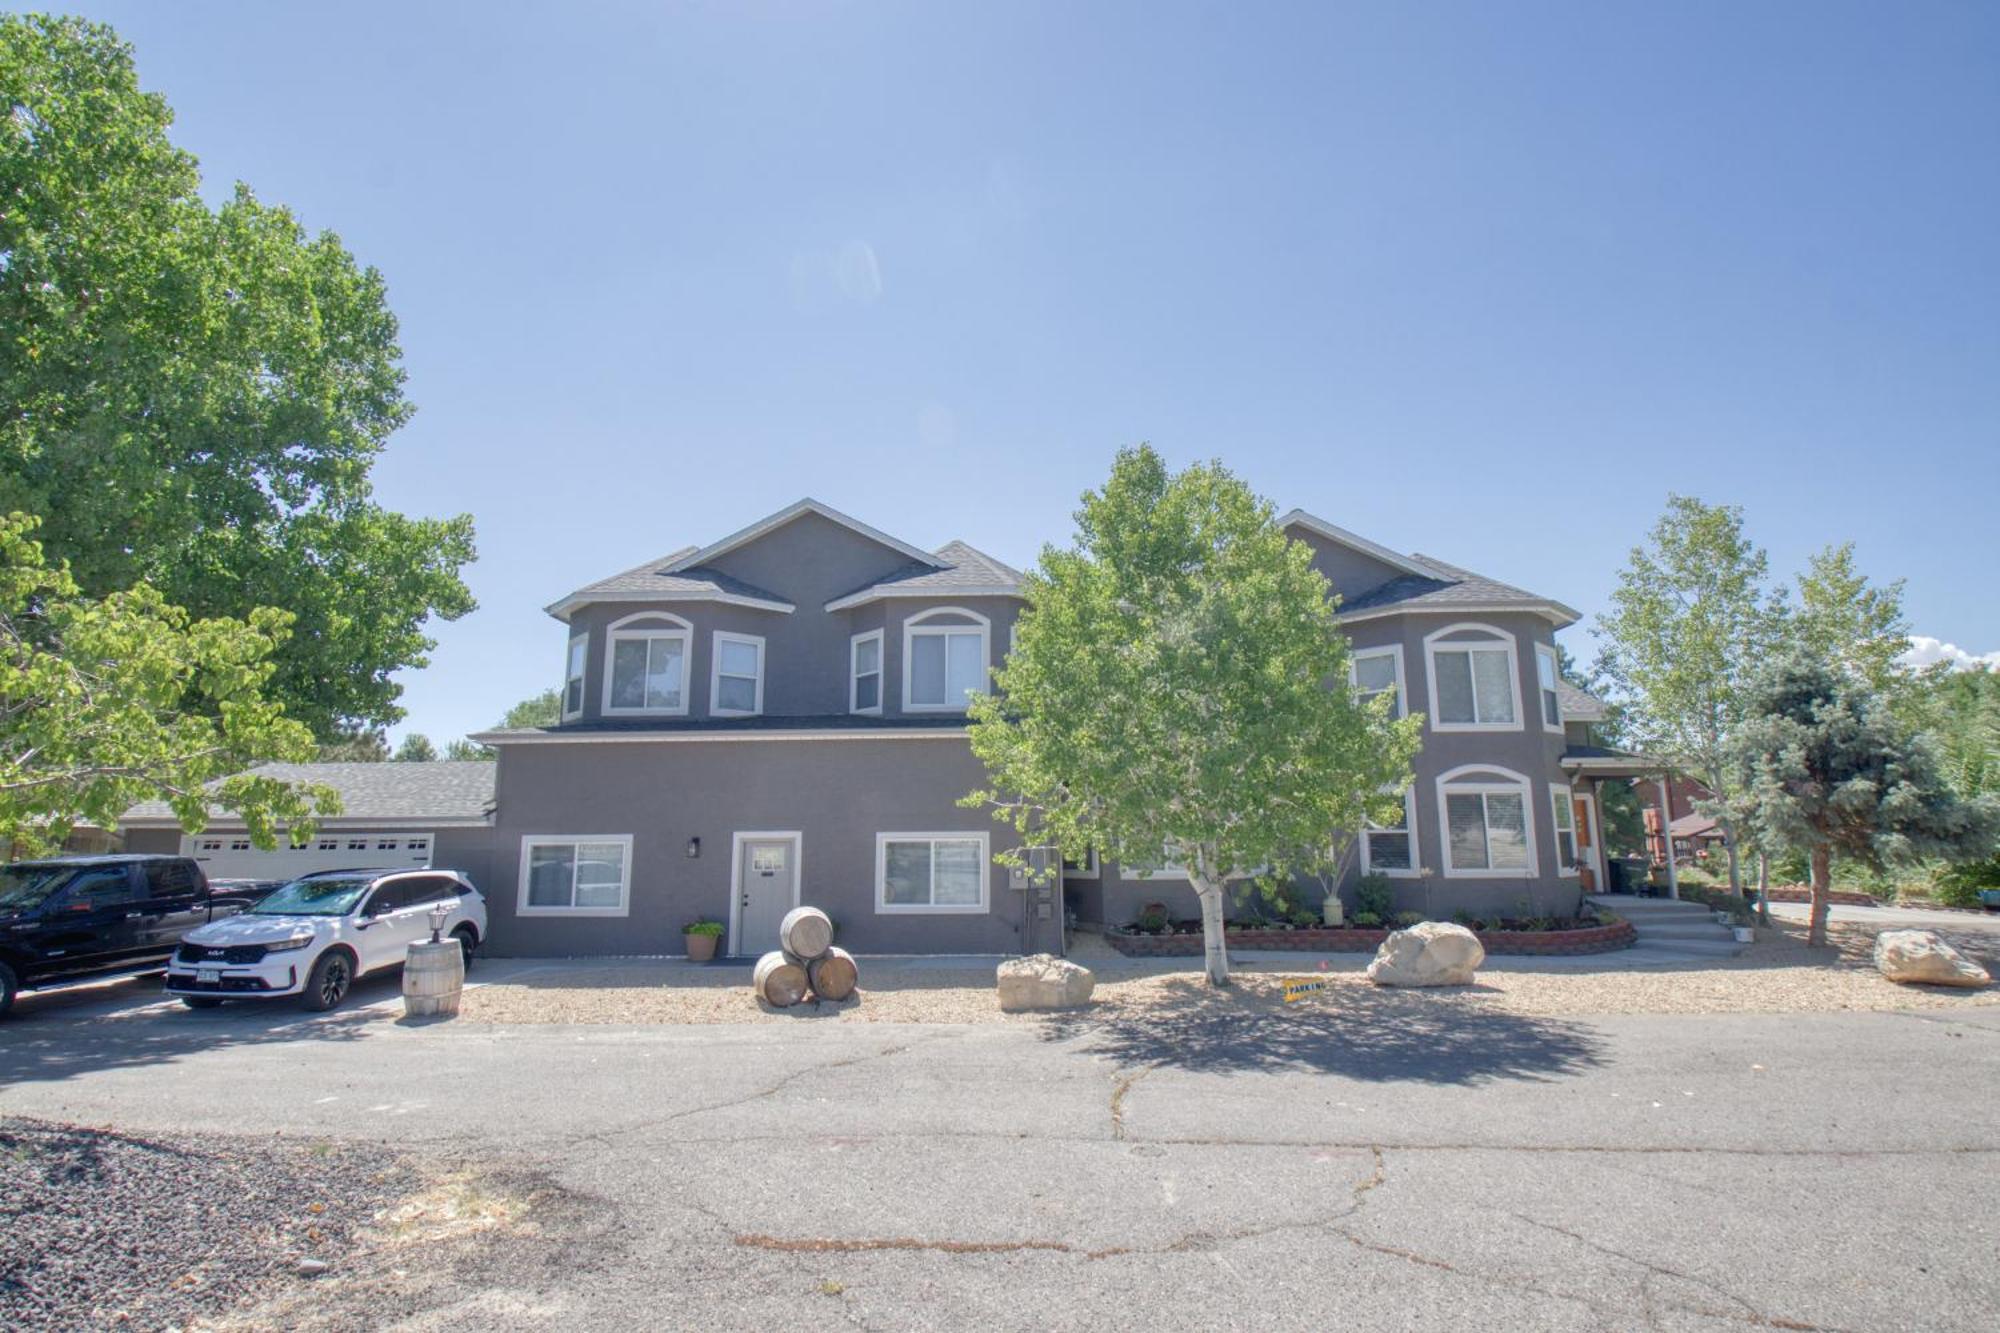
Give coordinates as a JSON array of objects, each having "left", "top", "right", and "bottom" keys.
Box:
[{"left": 0, "top": 855, "right": 257, "bottom": 1016}]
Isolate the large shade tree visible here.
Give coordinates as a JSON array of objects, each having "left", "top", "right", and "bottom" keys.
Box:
[
  {"left": 1594, "top": 496, "right": 1788, "bottom": 892},
  {"left": 1722, "top": 652, "right": 1999, "bottom": 945},
  {"left": 966, "top": 446, "right": 1422, "bottom": 985},
  {"left": 0, "top": 15, "right": 475, "bottom": 737},
  {"left": 0, "top": 515, "right": 337, "bottom": 852}
]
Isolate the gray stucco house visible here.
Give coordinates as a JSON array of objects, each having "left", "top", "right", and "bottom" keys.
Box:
[{"left": 130, "top": 496, "right": 1620, "bottom": 957}]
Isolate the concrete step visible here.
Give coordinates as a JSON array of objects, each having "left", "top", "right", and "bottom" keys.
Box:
[
  {"left": 1630, "top": 922, "right": 1740, "bottom": 942},
  {"left": 1638, "top": 939, "right": 1748, "bottom": 958},
  {"left": 1598, "top": 903, "right": 1718, "bottom": 921}
]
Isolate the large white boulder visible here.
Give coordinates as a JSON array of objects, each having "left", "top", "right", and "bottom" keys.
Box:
[
  {"left": 1365, "top": 921, "right": 1484, "bottom": 988},
  {"left": 997, "top": 953, "right": 1096, "bottom": 1011},
  {"left": 1873, "top": 930, "right": 1990, "bottom": 989}
]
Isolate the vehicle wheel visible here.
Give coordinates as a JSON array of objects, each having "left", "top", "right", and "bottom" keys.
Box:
[
  {"left": 299, "top": 950, "right": 353, "bottom": 1012},
  {"left": 180, "top": 995, "right": 222, "bottom": 1009},
  {"left": 0, "top": 961, "right": 17, "bottom": 1018},
  {"left": 451, "top": 925, "right": 478, "bottom": 972}
]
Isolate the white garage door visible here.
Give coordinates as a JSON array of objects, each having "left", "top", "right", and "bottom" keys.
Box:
[{"left": 182, "top": 830, "right": 435, "bottom": 882}]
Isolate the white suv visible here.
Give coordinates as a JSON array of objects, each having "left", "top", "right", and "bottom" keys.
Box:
[{"left": 165, "top": 868, "right": 487, "bottom": 1012}]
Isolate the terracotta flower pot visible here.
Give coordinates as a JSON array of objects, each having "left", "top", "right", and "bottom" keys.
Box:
[{"left": 684, "top": 932, "right": 719, "bottom": 962}]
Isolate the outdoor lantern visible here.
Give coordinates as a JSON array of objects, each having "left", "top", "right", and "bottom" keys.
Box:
[
  {"left": 686, "top": 836, "right": 701, "bottom": 859},
  {"left": 428, "top": 903, "right": 448, "bottom": 944}
]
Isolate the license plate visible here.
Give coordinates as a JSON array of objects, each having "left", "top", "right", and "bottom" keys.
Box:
[{"left": 197, "top": 968, "right": 220, "bottom": 984}]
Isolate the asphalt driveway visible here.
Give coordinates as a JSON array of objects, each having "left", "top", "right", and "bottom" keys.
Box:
[{"left": 4, "top": 972, "right": 1996, "bottom": 1330}]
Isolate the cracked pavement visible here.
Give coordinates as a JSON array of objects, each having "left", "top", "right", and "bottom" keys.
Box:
[{"left": 4, "top": 975, "right": 1997, "bottom": 1329}]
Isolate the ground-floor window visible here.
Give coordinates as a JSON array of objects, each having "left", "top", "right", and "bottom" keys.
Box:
[
  {"left": 1437, "top": 767, "right": 1536, "bottom": 877},
  {"left": 1362, "top": 787, "right": 1420, "bottom": 876},
  {"left": 519, "top": 835, "right": 633, "bottom": 916},
  {"left": 1550, "top": 785, "right": 1579, "bottom": 875},
  {"left": 877, "top": 832, "right": 989, "bottom": 913}
]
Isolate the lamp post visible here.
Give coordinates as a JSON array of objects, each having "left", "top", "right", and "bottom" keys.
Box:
[{"left": 428, "top": 903, "right": 448, "bottom": 944}]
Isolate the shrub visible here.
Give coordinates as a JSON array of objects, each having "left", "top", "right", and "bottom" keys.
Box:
[
  {"left": 1351, "top": 912, "right": 1382, "bottom": 928},
  {"left": 1451, "top": 909, "right": 1478, "bottom": 928},
  {"left": 683, "top": 919, "right": 725, "bottom": 937},
  {"left": 1354, "top": 874, "right": 1395, "bottom": 921},
  {"left": 1133, "top": 903, "right": 1170, "bottom": 934},
  {"left": 1288, "top": 905, "right": 1322, "bottom": 928},
  {"left": 1934, "top": 857, "right": 2000, "bottom": 910},
  {"left": 1393, "top": 910, "right": 1425, "bottom": 928}
]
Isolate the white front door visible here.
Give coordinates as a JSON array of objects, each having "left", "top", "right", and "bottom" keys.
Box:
[{"left": 733, "top": 835, "right": 799, "bottom": 957}]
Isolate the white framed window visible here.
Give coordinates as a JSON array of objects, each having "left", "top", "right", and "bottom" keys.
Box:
[
  {"left": 562, "top": 633, "right": 588, "bottom": 720},
  {"left": 850, "top": 629, "right": 884, "bottom": 715},
  {"left": 711, "top": 631, "right": 765, "bottom": 716},
  {"left": 1435, "top": 765, "right": 1537, "bottom": 877},
  {"left": 1551, "top": 784, "right": 1579, "bottom": 875},
  {"left": 1423, "top": 623, "right": 1521, "bottom": 731},
  {"left": 876, "top": 832, "right": 990, "bottom": 914},
  {"left": 518, "top": 834, "right": 632, "bottom": 917},
  {"left": 1350, "top": 645, "right": 1406, "bottom": 717},
  {"left": 1120, "top": 846, "right": 1186, "bottom": 880},
  {"left": 603, "top": 613, "right": 691, "bottom": 716},
  {"left": 903, "top": 607, "right": 991, "bottom": 712},
  {"left": 1535, "top": 643, "right": 1563, "bottom": 732},
  {"left": 1362, "top": 787, "right": 1420, "bottom": 877}
]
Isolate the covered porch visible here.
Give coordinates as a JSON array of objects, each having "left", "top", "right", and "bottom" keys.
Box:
[{"left": 1558, "top": 745, "right": 1687, "bottom": 901}]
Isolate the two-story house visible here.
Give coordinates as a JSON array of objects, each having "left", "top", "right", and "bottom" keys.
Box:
[{"left": 457, "top": 498, "right": 1612, "bottom": 957}]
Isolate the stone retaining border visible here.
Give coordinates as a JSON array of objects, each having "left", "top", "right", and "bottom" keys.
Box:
[
  {"left": 1763, "top": 886, "right": 1877, "bottom": 907},
  {"left": 1105, "top": 919, "right": 1638, "bottom": 958}
]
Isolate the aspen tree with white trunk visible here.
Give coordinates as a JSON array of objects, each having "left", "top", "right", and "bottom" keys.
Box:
[{"left": 965, "top": 447, "right": 1421, "bottom": 986}]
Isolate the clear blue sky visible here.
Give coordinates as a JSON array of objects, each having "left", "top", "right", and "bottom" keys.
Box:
[{"left": 68, "top": 1, "right": 2000, "bottom": 743}]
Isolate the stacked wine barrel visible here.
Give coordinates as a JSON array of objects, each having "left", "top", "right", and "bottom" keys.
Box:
[{"left": 754, "top": 906, "right": 859, "bottom": 1007}]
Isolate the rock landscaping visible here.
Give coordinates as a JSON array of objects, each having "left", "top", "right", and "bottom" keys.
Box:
[
  {"left": 996, "top": 953, "right": 1096, "bottom": 1010},
  {"left": 1105, "top": 916, "right": 1637, "bottom": 957},
  {"left": 1365, "top": 921, "right": 1485, "bottom": 987},
  {"left": 1872, "top": 929, "right": 1992, "bottom": 988}
]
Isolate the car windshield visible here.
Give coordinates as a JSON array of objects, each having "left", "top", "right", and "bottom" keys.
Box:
[
  {"left": 249, "top": 875, "right": 374, "bottom": 917},
  {"left": 0, "top": 864, "right": 75, "bottom": 911}
]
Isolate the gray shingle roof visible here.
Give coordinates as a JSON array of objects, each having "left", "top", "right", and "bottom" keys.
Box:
[
  {"left": 552, "top": 548, "right": 793, "bottom": 612},
  {"left": 1556, "top": 680, "right": 1610, "bottom": 722},
  {"left": 122, "top": 762, "right": 497, "bottom": 825},
  {"left": 825, "top": 540, "right": 1025, "bottom": 608},
  {"left": 1337, "top": 553, "right": 1580, "bottom": 625}
]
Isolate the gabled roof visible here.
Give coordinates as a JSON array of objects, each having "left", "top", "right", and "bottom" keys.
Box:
[
  {"left": 1278, "top": 509, "right": 1436, "bottom": 580},
  {"left": 1335, "top": 553, "right": 1582, "bottom": 628},
  {"left": 544, "top": 548, "right": 795, "bottom": 623},
  {"left": 1556, "top": 680, "right": 1610, "bottom": 722},
  {"left": 823, "top": 540, "right": 1026, "bottom": 611},
  {"left": 121, "top": 762, "right": 498, "bottom": 828},
  {"left": 664, "top": 498, "right": 945, "bottom": 577}
]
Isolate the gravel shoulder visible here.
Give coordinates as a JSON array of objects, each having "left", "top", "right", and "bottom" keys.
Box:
[{"left": 459, "top": 915, "right": 1999, "bottom": 1026}]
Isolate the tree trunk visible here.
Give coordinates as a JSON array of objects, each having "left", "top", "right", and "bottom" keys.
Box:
[
  {"left": 1755, "top": 851, "right": 1771, "bottom": 927},
  {"left": 1708, "top": 765, "right": 1744, "bottom": 895},
  {"left": 1193, "top": 879, "right": 1230, "bottom": 986},
  {"left": 1807, "top": 846, "right": 1832, "bottom": 947}
]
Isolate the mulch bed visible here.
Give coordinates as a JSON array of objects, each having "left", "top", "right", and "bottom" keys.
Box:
[{"left": 1104, "top": 919, "right": 1637, "bottom": 958}]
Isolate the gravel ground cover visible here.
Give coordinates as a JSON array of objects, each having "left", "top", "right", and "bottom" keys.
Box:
[
  {"left": 0, "top": 1118, "right": 413, "bottom": 1330},
  {"left": 458, "top": 916, "right": 1998, "bottom": 1026}
]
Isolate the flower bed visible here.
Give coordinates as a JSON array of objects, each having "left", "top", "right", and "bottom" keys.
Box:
[{"left": 1104, "top": 918, "right": 1638, "bottom": 958}]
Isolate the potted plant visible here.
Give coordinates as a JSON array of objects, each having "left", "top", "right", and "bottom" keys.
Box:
[{"left": 683, "top": 918, "right": 724, "bottom": 962}]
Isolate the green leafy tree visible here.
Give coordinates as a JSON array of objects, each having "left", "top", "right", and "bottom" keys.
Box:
[
  {"left": 1721, "top": 652, "right": 1999, "bottom": 945},
  {"left": 965, "top": 446, "right": 1422, "bottom": 985},
  {"left": 0, "top": 15, "right": 475, "bottom": 738},
  {"left": 1911, "top": 665, "right": 2000, "bottom": 904},
  {"left": 1593, "top": 496, "right": 1788, "bottom": 892},
  {"left": 392, "top": 733, "right": 438, "bottom": 763},
  {"left": 499, "top": 689, "right": 564, "bottom": 730},
  {"left": 0, "top": 514, "right": 338, "bottom": 851},
  {"left": 443, "top": 737, "right": 492, "bottom": 761},
  {"left": 1793, "top": 543, "right": 1916, "bottom": 700},
  {"left": 317, "top": 728, "right": 389, "bottom": 762}
]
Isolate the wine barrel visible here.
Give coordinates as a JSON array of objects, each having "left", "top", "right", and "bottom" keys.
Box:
[
  {"left": 402, "top": 938, "right": 464, "bottom": 1018},
  {"left": 778, "top": 906, "right": 834, "bottom": 961},
  {"left": 807, "top": 946, "right": 858, "bottom": 1002},
  {"left": 753, "top": 951, "right": 809, "bottom": 1007}
]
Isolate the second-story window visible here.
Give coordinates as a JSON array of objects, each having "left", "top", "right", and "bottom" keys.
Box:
[
  {"left": 712, "top": 632, "right": 765, "bottom": 716},
  {"left": 605, "top": 613, "right": 691, "bottom": 716},
  {"left": 851, "top": 629, "right": 883, "bottom": 714},
  {"left": 904, "top": 608, "right": 991, "bottom": 712},
  {"left": 563, "top": 634, "right": 587, "bottom": 720},
  {"left": 1349, "top": 645, "right": 1405, "bottom": 716},
  {"left": 1535, "top": 644, "right": 1563, "bottom": 731},
  {"left": 1424, "top": 624, "right": 1520, "bottom": 731}
]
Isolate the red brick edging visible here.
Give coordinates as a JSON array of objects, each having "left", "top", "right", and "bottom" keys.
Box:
[
  {"left": 1104, "top": 919, "right": 1638, "bottom": 958},
  {"left": 1761, "top": 886, "right": 1875, "bottom": 907}
]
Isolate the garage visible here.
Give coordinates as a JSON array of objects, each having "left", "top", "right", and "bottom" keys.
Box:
[{"left": 182, "top": 829, "right": 436, "bottom": 880}]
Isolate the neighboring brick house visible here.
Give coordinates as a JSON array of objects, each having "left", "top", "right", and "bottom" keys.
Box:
[{"left": 124, "top": 497, "right": 1625, "bottom": 956}]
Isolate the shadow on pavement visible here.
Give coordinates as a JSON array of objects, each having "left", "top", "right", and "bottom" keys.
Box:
[
  {"left": 1040, "top": 976, "right": 1607, "bottom": 1083},
  {"left": 0, "top": 972, "right": 399, "bottom": 1089}
]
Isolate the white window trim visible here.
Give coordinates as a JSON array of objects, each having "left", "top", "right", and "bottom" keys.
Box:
[
  {"left": 516, "top": 834, "right": 634, "bottom": 917},
  {"left": 1361, "top": 786, "right": 1422, "bottom": 878},
  {"left": 1349, "top": 644, "right": 1407, "bottom": 718},
  {"left": 875, "top": 831, "right": 991, "bottom": 915},
  {"left": 850, "top": 628, "right": 884, "bottom": 716},
  {"left": 1435, "top": 764, "right": 1539, "bottom": 879},
  {"left": 901, "top": 606, "right": 992, "bottom": 714},
  {"left": 1422, "top": 622, "right": 1524, "bottom": 733},
  {"left": 562, "top": 633, "right": 588, "bottom": 722},
  {"left": 1535, "top": 642, "right": 1564, "bottom": 734},
  {"left": 601, "top": 612, "right": 693, "bottom": 718},
  {"left": 710, "top": 630, "right": 766, "bottom": 718},
  {"left": 729, "top": 830, "right": 803, "bottom": 952},
  {"left": 1550, "top": 784, "right": 1580, "bottom": 877}
]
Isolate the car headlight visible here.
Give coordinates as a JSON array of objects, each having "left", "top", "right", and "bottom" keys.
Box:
[{"left": 262, "top": 932, "right": 317, "bottom": 954}]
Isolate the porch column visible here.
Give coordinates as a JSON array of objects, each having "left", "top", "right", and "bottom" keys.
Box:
[{"left": 1655, "top": 774, "right": 1680, "bottom": 901}]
